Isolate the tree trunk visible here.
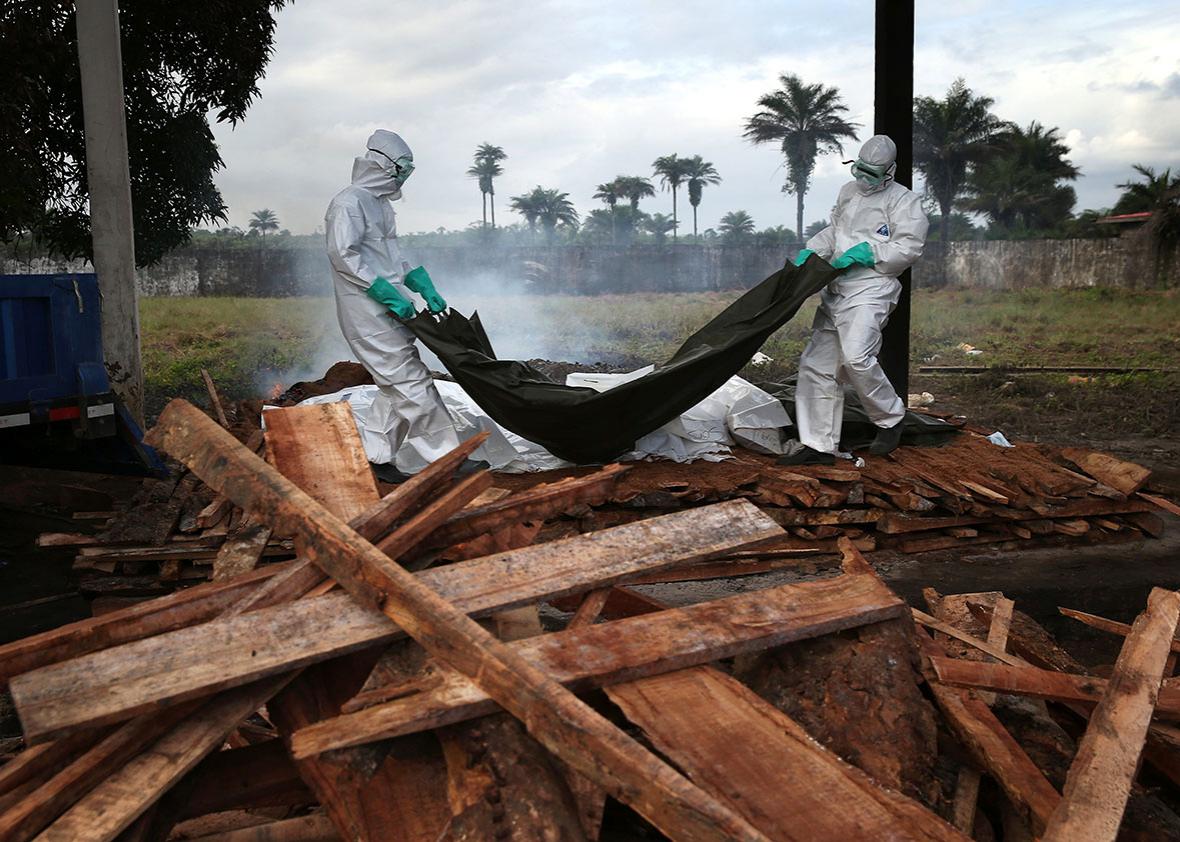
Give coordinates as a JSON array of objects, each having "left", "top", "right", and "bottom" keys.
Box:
[
  {"left": 481, "top": 192, "right": 488, "bottom": 228},
  {"left": 939, "top": 199, "right": 951, "bottom": 246},
  {"left": 796, "top": 191, "right": 805, "bottom": 249},
  {"left": 693, "top": 205, "right": 699, "bottom": 239},
  {"left": 672, "top": 188, "right": 678, "bottom": 242},
  {"left": 490, "top": 191, "right": 496, "bottom": 229}
]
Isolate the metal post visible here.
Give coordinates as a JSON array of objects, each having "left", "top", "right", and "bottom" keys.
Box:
[
  {"left": 75, "top": 0, "right": 144, "bottom": 424},
  {"left": 875, "top": 0, "right": 915, "bottom": 402}
]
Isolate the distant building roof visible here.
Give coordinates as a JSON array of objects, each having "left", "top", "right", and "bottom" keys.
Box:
[{"left": 1095, "top": 211, "right": 1153, "bottom": 224}]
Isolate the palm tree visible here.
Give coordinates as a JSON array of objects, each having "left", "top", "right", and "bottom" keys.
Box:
[
  {"left": 593, "top": 181, "right": 621, "bottom": 209},
  {"left": 248, "top": 208, "right": 279, "bottom": 237},
  {"left": 683, "top": 156, "right": 721, "bottom": 240},
  {"left": 509, "top": 191, "right": 543, "bottom": 240},
  {"left": 643, "top": 213, "right": 677, "bottom": 244},
  {"left": 719, "top": 210, "right": 756, "bottom": 244},
  {"left": 913, "top": 78, "right": 1009, "bottom": 244},
  {"left": 511, "top": 186, "right": 578, "bottom": 243},
  {"left": 1115, "top": 165, "right": 1180, "bottom": 282},
  {"left": 652, "top": 154, "right": 693, "bottom": 241},
  {"left": 613, "top": 175, "right": 656, "bottom": 210},
  {"left": 467, "top": 143, "right": 507, "bottom": 228},
  {"left": 744, "top": 74, "right": 859, "bottom": 244},
  {"left": 964, "top": 122, "right": 1078, "bottom": 233}
]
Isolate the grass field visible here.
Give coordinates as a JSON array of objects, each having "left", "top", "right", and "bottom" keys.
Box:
[{"left": 141, "top": 287, "right": 1180, "bottom": 448}]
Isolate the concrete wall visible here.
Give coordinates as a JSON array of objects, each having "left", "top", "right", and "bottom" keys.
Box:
[
  {"left": 915, "top": 235, "right": 1178, "bottom": 290},
  {"left": 5, "top": 236, "right": 1174, "bottom": 296}
]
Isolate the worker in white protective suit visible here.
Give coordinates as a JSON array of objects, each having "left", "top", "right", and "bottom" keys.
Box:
[
  {"left": 325, "top": 130, "right": 470, "bottom": 480},
  {"left": 781, "top": 134, "right": 929, "bottom": 466}
]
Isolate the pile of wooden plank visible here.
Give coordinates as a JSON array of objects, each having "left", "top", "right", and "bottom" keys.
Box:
[
  {"left": 2, "top": 398, "right": 1179, "bottom": 841},
  {"left": 43, "top": 419, "right": 1172, "bottom": 607}
]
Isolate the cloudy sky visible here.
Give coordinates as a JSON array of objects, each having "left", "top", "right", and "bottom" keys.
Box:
[{"left": 207, "top": 0, "right": 1180, "bottom": 236}]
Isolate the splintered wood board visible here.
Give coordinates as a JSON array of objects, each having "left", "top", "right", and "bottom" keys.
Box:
[
  {"left": 12, "top": 500, "right": 782, "bottom": 743},
  {"left": 263, "top": 403, "right": 379, "bottom": 523},
  {"left": 606, "top": 666, "right": 966, "bottom": 842},
  {"left": 290, "top": 567, "right": 907, "bottom": 756}
]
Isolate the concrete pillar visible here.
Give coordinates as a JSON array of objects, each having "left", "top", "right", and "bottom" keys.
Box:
[
  {"left": 75, "top": 0, "right": 144, "bottom": 424},
  {"left": 875, "top": 0, "right": 915, "bottom": 403}
]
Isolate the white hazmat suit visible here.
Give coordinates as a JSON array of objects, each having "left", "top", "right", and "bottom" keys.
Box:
[
  {"left": 325, "top": 130, "right": 462, "bottom": 473},
  {"left": 796, "top": 135, "right": 929, "bottom": 455}
]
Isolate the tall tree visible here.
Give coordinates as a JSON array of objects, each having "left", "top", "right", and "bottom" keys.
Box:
[
  {"left": 248, "top": 208, "right": 279, "bottom": 237},
  {"left": 613, "top": 175, "right": 656, "bottom": 210},
  {"left": 913, "top": 78, "right": 1008, "bottom": 244},
  {"left": 592, "top": 181, "right": 622, "bottom": 242},
  {"left": 964, "top": 122, "right": 1079, "bottom": 233},
  {"left": 743, "top": 73, "right": 859, "bottom": 244},
  {"left": 467, "top": 143, "right": 506, "bottom": 228},
  {"left": 718, "top": 210, "right": 756, "bottom": 244},
  {"left": 652, "top": 154, "right": 693, "bottom": 241},
  {"left": 510, "top": 186, "right": 578, "bottom": 243},
  {"left": 1115, "top": 165, "right": 1180, "bottom": 281},
  {"left": 0, "top": 0, "right": 289, "bottom": 265},
  {"left": 683, "top": 156, "right": 721, "bottom": 240}
]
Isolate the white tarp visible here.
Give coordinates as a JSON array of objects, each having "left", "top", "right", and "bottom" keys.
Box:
[{"left": 291, "top": 370, "right": 792, "bottom": 473}]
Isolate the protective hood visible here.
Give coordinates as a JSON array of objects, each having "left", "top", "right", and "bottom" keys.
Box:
[
  {"left": 849, "top": 134, "right": 897, "bottom": 195},
  {"left": 351, "top": 130, "right": 414, "bottom": 199}
]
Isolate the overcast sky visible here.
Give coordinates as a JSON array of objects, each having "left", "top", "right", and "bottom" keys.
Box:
[{"left": 207, "top": 0, "right": 1180, "bottom": 236}]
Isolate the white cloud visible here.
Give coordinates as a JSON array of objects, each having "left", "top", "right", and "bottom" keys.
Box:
[{"left": 207, "top": 0, "right": 1180, "bottom": 235}]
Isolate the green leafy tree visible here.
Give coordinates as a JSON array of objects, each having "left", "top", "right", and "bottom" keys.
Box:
[
  {"left": 1115, "top": 165, "right": 1180, "bottom": 282},
  {"left": 743, "top": 73, "right": 858, "bottom": 244},
  {"left": 510, "top": 186, "right": 578, "bottom": 243},
  {"left": 803, "top": 219, "right": 829, "bottom": 240},
  {"left": 755, "top": 225, "right": 797, "bottom": 248},
  {"left": 0, "top": 0, "right": 289, "bottom": 265},
  {"left": 593, "top": 181, "right": 621, "bottom": 209},
  {"left": 683, "top": 156, "right": 721, "bottom": 240},
  {"left": 613, "top": 175, "right": 656, "bottom": 210},
  {"left": 913, "top": 78, "right": 1008, "bottom": 244},
  {"left": 467, "top": 143, "right": 507, "bottom": 228},
  {"left": 643, "top": 212, "right": 677, "bottom": 244},
  {"left": 652, "top": 154, "right": 693, "bottom": 241},
  {"left": 248, "top": 208, "right": 279, "bottom": 237},
  {"left": 964, "top": 122, "right": 1078, "bottom": 233},
  {"left": 719, "top": 210, "right": 756, "bottom": 244}
]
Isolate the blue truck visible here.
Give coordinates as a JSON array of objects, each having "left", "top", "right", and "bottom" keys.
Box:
[{"left": 0, "top": 273, "right": 163, "bottom": 473}]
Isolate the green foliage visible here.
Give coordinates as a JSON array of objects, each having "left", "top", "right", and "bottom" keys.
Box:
[
  {"left": 913, "top": 78, "right": 1009, "bottom": 244},
  {"left": 755, "top": 225, "right": 797, "bottom": 248},
  {"left": 964, "top": 122, "right": 1079, "bottom": 234},
  {"left": 924, "top": 213, "right": 980, "bottom": 242},
  {"left": 743, "top": 73, "right": 858, "bottom": 240},
  {"left": 248, "top": 208, "right": 279, "bottom": 237},
  {"left": 642, "top": 213, "right": 678, "bottom": 244},
  {"left": 683, "top": 156, "right": 721, "bottom": 240},
  {"left": 509, "top": 186, "right": 579, "bottom": 242},
  {"left": 652, "top": 154, "right": 694, "bottom": 240},
  {"left": 0, "top": 0, "right": 288, "bottom": 266},
  {"left": 718, "top": 210, "right": 756, "bottom": 243}
]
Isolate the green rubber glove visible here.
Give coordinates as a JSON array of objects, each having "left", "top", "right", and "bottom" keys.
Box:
[
  {"left": 830, "top": 241, "right": 876, "bottom": 270},
  {"left": 366, "top": 276, "right": 415, "bottom": 320},
  {"left": 793, "top": 248, "right": 815, "bottom": 266},
  {"left": 403, "top": 265, "right": 447, "bottom": 314}
]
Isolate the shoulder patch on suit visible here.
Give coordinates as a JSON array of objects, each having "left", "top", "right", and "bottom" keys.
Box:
[{"left": 876, "top": 223, "right": 890, "bottom": 237}]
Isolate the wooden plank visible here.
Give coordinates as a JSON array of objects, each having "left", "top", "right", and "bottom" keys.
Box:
[
  {"left": 143, "top": 400, "right": 776, "bottom": 842},
  {"left": 1060, "top": 447, "right": 1152, "bottom": 496},
  {"left": 421, "top": 465, "right": 628, "bottom": 549},
  {"left": 1060, "top": 606, "right": 1180, "bottom": 656},
  {"left": 212, "top": 520, "right": 274, "bottom": 582},
  {"left": 916, "top": 631, "right": 1060, "bottom": 834},
  {"left": 1042, "top": 588, "right": 1180, "bottom": 842},
  {"left": 200, "top": 368, "right": 230, "bottom": 428},
  {"left": 290, "top": 568, "right": 905, "bottom": 757},
  {"left": 606, "top": 666, "right": 966, "bottom": 841},
  {"left": 179, "top": 740, "right": 312, "bottom": 818},
  {"left": 1140, "top": 491, "right": 1180, "bottom": 518},
  {"left": 182, "top": 813, "right": 337, "bottom": 842},
  {"left": 911, "top": 609, "right": 1025, "bottom": 667},
  {"left": 37, "top": 678, "right": 289, "bottom": 842},
  {"left": 0, "top": 563, "right": 285, "bottom": 682},
  {"left": 14, "top": 499, "right": 782, "bottom": 743},
  {"left": 263, "top": 403, "right": 379, "bottom": 524},
  {"left": 18, "top": 436, "right": 493, "bottom": 842},
  {"left": 929, "top": 657, "right": 1180, "bottom": 718}
]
